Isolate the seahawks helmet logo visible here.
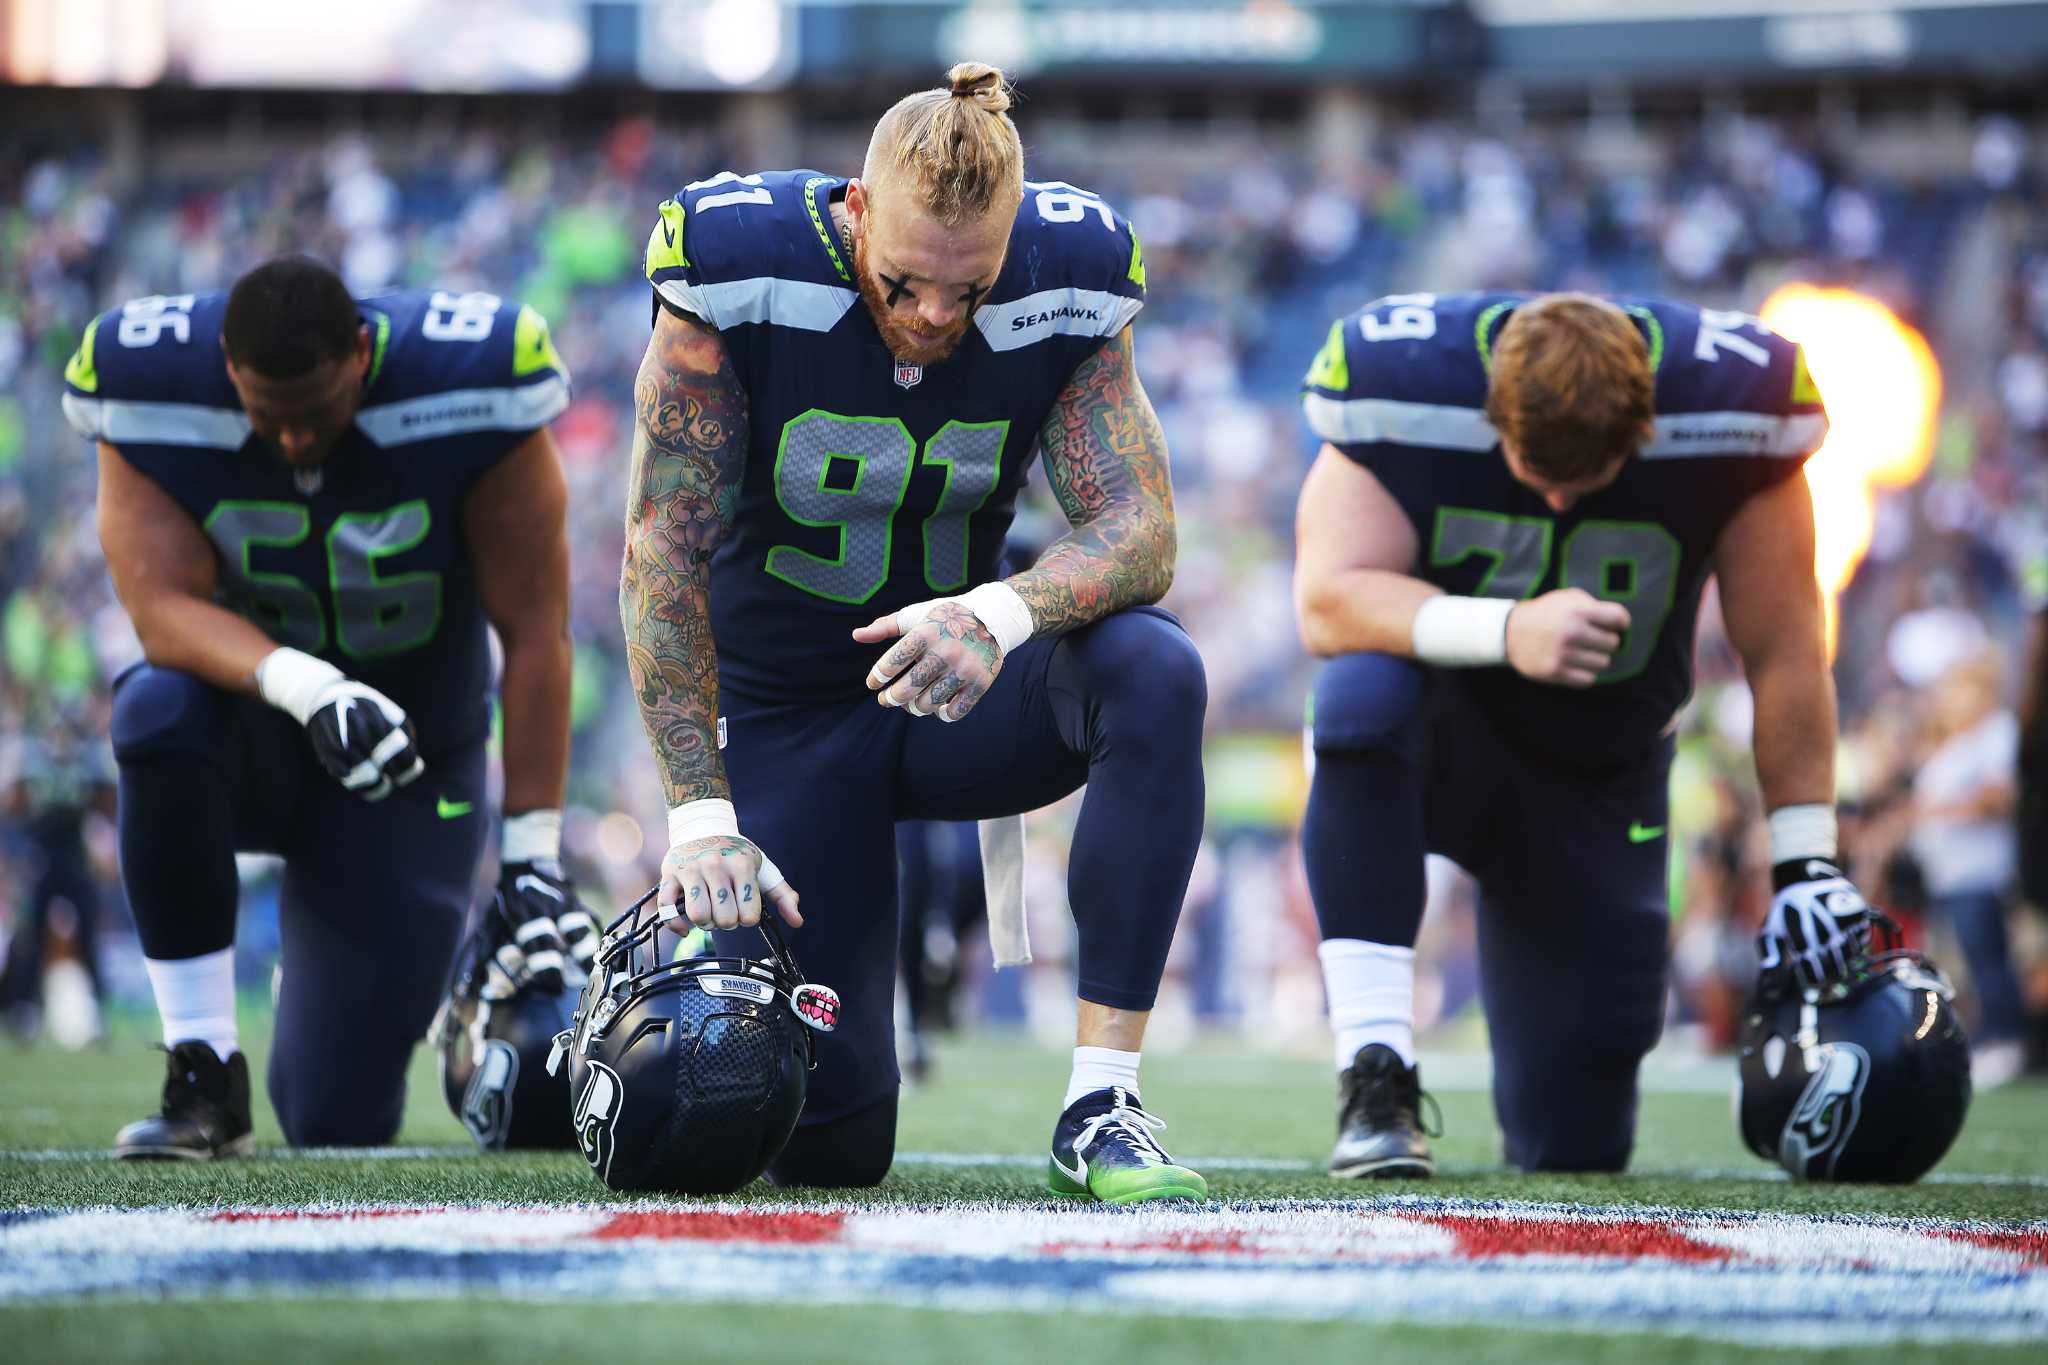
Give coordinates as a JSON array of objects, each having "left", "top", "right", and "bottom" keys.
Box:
[
  {"left": 573, "top": 1060, "right": 625, "bottom": 1183},
  {"left": 1780, "top": 1041, "right": 1870, "bottom": 1180},
  {"left": 460, "top": 1039, "right": 519, "bottom": 1151}
]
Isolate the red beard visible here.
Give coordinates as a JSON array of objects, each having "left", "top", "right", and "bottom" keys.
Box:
[{"left": 852, "top": 231, "right": 970, "bottom": 365}]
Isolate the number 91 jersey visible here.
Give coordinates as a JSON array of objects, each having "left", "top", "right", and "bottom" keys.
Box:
[
  {"left": 1303, "top": 292, "right": 1828, "bottom": 770},
  {"left": 62, "top": 288, "right": 572, "bottom": 748},
  {"left": 643, "top": 170, "right": 1146, "bottom": 702}
]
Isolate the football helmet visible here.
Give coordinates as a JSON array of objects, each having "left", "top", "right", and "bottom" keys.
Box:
[
  {"left": 1737, "top": 923, "right": 1971, "bottom": 1183},
  {"left": 433, "top": 917, "right": 581, "bottom": 1151},
  {"left": 550, "top": 887, "right": 840, "bottom": 1194}
]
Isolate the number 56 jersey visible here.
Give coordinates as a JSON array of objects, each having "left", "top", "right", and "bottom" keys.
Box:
[
  {"left": 1303, "top": 292, "right": 1828, "bottom": 771},
  {"left": 63, "top": 288, "right": 571, "bottom": 749},
  {"left": 643, "top": 170, "right": 1146, "bottom": 703}
]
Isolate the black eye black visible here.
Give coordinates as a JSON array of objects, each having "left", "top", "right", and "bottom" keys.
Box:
[
  {"left": 879, "top": 272, "right": 914, "bottom": 307},
  {"left": 958, "top": 282, "right": 990, "bottom": 308}
]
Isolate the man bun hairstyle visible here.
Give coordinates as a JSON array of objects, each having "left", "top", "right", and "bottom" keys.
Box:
[
  {"left": 864, "top": 62, "right": 1025, "bottom": 226},
  {"left": 1485, "top": 293, "right": 1657, "bottom": 484},
  {"left": 223, "top": 255, "right": 360, "bottom": 379}
]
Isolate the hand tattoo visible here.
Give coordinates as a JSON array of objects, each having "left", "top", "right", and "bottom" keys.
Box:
[
  {"left": 1007, "top": 329, "right": 1176, "bottom": 637},
  {"left": 621, "top": 311, "right": 748, "bottom": 807}
]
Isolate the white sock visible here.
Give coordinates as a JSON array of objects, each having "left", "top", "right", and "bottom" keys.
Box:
[
  {"left": 1319, "top": 938, "right": 1415, "bottom": 1070},
  {"left": 143, "top": 947, "right": 239, "bottom": 1061},
  {"left": 1064, "top": 1045, "right": 1141, "bottom": 1109}
]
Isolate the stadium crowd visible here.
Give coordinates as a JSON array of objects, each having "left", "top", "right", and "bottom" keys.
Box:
[{"left": 3, "top": 102, "right": 2042, "bottom": 1075}]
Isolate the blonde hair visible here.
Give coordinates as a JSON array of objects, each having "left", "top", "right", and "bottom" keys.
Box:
[
  {"left": 1485, "top": 293, "right": 1657, "bottom": 482},
  {"left": 863, "top": 63, "right": 1025, "bottom": 226}
]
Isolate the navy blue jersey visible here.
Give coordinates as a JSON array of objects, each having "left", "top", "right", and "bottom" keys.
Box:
[
  {"left": 643, "top": 170, "right": 1146, "bottom": 702},
  {"left": 1302, "top": 292, "right": 1827, "bottom": 769},
  {"left": 64, "top": 288, "right": 571, "bottom": 748}
]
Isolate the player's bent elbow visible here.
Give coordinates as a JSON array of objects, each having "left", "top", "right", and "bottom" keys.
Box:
[{"left": 1293, "top": 580, "right": 1352, "bottom": 659}]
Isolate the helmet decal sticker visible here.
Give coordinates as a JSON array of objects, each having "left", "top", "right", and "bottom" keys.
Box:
[{"left": 1781, "top": 1042, "right": 1870, "bottom": 1181}]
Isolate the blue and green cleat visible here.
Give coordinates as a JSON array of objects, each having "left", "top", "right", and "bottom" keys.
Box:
[{"left": 1047, "top": 1086, "right": 1208, "bottom": 1204}]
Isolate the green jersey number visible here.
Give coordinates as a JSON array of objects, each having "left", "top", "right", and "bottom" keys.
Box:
[
  {"left": 204, "top": 500, "right": 442, "bottom": 660},
  {"left": 764, "top": 410, "right": 1010, "bottom": 604},
  {"left": 1430, "top": 509, "right": 1680, "bottom": 683}
]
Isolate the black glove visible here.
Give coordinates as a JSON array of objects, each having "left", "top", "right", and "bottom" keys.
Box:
[
  {"left": 1758, "top": 857, "right": 1875, "bottom": 991},
  {"left": 304, "top": 679, "right": 426, "bottom": 802},
  {"left": 490, "top": 858, "right": 596, "bottom": 994}
]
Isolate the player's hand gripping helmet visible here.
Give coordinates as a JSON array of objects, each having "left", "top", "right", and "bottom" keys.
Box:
[
  {"left": 1737, "top": 916, "right": 1972, "bottom": 1183},
  {"left": 549, "top": 887, "right": 840, "bottom": 1194},
  {"left": 432, "top": 916, "right": 581, "bottom": 1151}
]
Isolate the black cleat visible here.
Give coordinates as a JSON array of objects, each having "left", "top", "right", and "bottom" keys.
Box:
[
  {"left": 115, "top": 1041, "right": 254, "bottom": 1160},
  {"left": 1329, "top": 1043, "right": 1438, "bottom": 1179}
]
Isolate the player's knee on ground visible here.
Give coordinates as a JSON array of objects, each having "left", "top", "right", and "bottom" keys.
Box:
[
  {"left": 1062, "top": 607, "right": 1207, "bottom": 747},
  {"left": 1310, "top": 652, "right": 1427, "bottom": 756},
  {"left": 768, "top": 1093, "right": 898, "bottom": 1189},
  {"left": 269, "top": 1054, "right": 408, "bottom": 1148},
  {"left": 109, "top": 664, "right": 234, "bottom": 764},
  {"left": 1496, "top": 1048, "right": 1647, "bottom": 1173}
]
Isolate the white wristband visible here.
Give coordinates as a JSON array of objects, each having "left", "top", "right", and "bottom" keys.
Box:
[
  {"left": 961, "top": 581, "right": 1035, "bottom": 656},
  {"left": 1769, "top": 803, "right": 1838, "bottom": 865},
  {"left": 1411, "top": 596, "right": 1514, "bottom": 667},
  {"left": 665, "top": 798, "right": 784, "bottom": 894},
  {"left": 255, "top": 647, "right": 345, "bottom": 725},
  {"left": 669, "top": 798, "right": 740, "bottom": 846},
  {"left": 503, "top": 809, "right": 562, "bottom": 864}
]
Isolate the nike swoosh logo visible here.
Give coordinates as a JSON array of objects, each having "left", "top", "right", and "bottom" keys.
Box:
[
  {"left": 1628, "top": 821, "right": 1666, "bottom": 843},
  {"left": 437, "top": 798, "right": 475, "bottom": 820},
  {"left": 1051, "top": 1146, "right": 1087, "bottom": 1185}
]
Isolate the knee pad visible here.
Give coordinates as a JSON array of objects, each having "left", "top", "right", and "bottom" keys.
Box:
[
  {"left": 1066, "top": 607, "right": 1208, "bottom": 719},
  {"left": 109, "top": 664, "right": 234, "bottom": 764},
  {"left": 1310, "top": 653, "right": 1427, "bottom": 755}
]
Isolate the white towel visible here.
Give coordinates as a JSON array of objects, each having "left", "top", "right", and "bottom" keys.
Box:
[{"left": 978, "top": 814, "right": 1031, "bottom": 967}]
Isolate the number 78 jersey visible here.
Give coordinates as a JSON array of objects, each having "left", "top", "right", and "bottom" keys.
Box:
[
  {"left": 643, "top": 169, "right": 1146, "bottom": 703},
  {"left": 1302, "top": 291, "right": 1828, "bottom": 770}
]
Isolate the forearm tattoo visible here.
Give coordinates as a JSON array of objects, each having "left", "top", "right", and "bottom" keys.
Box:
[
  {"left": 1008, "top": 329, "right": 1177, "bottom": 636},
  {"left": 620, "top": 312, "right": 747, "bottom": 807}
]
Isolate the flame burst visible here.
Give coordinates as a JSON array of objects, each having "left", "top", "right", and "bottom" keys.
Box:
[{"left": 1756, "top": 285, "right": 1942, "bottom": 655}]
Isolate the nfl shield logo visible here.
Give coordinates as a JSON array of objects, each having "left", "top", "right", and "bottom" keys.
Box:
[{"left": 893, "top": 361, "right": 923, "bottom": 389}]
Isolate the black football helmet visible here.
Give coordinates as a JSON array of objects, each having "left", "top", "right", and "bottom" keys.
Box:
[
  {"left": 432, "top": 918, "right": 581, "bottom": 1151},
  {"left": 1737, "top": 923, "right": 1971, "bottom": 1184},
  {"left": 549, "top": 887, "right": 840, "bottom": 1194}
]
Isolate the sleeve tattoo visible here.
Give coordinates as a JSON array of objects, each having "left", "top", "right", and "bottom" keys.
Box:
[
  {"left": 620, "top": 312, "right": 747, "bottom": 807},
  {"left": 1006, "top": 328, "right": 1177, "bottom": 636}
]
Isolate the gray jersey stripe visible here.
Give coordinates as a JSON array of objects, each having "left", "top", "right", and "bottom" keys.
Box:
[
  {"left": 355, "top": 375, "right": 571, "bottom": 447},
  {"left": 1305, "top": 394, "right": 1827, "bottom": 461},
  {"left": 62, "top": 394, "right": 251, "bottom": 449},
  {"left": 661, "top": 276, "right": 856, "bottom": 333},
  {"left": 975, "top": 288, "right": 1144, "bottom": 352}
]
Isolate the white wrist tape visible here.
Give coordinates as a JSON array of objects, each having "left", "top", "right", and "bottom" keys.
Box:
[
  {"left": 960, "top": 581, "right": 1035, "bottom": 656},
  {"left": 502, "top": 809, "right": 562, "bottom": 864},
  {"left": 1769, "top": 803, "right": 1838, "bottom": 865},
  {"left": 667, "top": 798, "right": 784, "bottom": 892},
  {"left": 1411, "top": 596, "right": 1514, "bottom": 667},
  {"left": 255, "top": 647, "right": 346, "bottom": 725}
]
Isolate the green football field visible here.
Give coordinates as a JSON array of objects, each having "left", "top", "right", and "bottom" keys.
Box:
[{"left": 4, "top": 1014, "right": 2045, "bottom": 1362}]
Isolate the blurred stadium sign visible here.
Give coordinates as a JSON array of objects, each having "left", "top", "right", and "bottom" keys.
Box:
[
  {"left": 799, "top": 2, "right": 1472, "bottom": 78},
  {"left": 638, "top": 0, "right": 800, "bottom": 88},
  {"left": 1476, "top": 0, "right": 2048, "bottom": 77}
]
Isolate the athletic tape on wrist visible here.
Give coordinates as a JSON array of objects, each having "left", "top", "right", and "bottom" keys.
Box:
[
  {"left": 1768, "top": 803, "right": 1839, "bottom": 865},
  {"left": 961, "top": 581, "right": 1035, "bottom": 656},
  {"left": 666, "top": 799, "right": 784, "bottom": 894},
  {"left": 255, "top": 647, "right": 346, "bottom": 725},
  {"left": 1411, "top": 596, "right": 1513, "bottom": 667},
  {"left": 502, "top": 809, "right": 562, "bottom": 865}
]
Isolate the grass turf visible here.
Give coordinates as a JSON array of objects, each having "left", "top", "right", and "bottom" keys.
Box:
[{"left": 5, "top": 1019, "right": 2046, "bottom": 1362}]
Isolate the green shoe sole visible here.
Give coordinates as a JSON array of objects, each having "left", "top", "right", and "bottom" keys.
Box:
[{"left": 1045, "top": 1159, "right": 1208, "bottom": 1204}]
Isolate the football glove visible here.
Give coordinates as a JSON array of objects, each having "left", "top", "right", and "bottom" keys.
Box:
[
  {"left": 487, "top": 859, "right": 596, "bottom": 995},
  {"left": 301, "top": 679, "right": 426, "bottom": 802},
  {"left": 1758, "top": 857, "right": 1875, "bottom": 992}
]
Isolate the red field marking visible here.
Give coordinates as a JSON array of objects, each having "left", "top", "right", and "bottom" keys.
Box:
[
  {"left": 591, "top": 1210, "right": 846, "bottom": 1245},
  {"left": 1038, "top": 1229, "right": 1268, "bottom": 1259},
  {"left": 1409, "top": 1213, "right": 1736, "bottom": 1264},
  {"left": 1939, "top": 1228, "right": 2048, "bottom": 1268}
]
